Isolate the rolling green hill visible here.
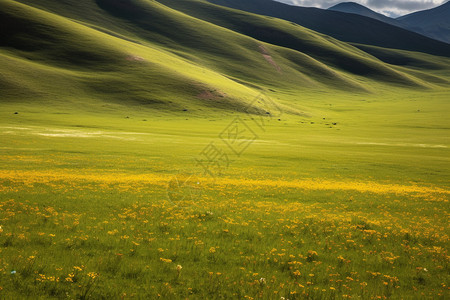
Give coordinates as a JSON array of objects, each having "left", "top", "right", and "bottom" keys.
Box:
[{"left": 1, "top": 0, "right": 449, "bottom": 116}]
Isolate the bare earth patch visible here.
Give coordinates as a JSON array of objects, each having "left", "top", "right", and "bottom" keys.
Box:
[
  {"left": 259, "top": 45, "right": 282, "bottom": 73},
  {"left": 197, "top": 89, "right": 227, "bottom": 100},
  {"left": 125, "top": 55, "right": 145, "bottom": 62}
]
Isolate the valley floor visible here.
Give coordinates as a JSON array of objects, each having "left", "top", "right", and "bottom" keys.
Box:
[{"left": 0, "top": 90, "right": 449, "bottom": 298}]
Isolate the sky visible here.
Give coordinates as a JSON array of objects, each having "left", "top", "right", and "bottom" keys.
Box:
[{"left": 274, "top": 0, "right": 447, "bottom": 18}]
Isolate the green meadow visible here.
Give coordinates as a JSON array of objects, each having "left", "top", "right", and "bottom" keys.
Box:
[{"left": 0, "top": 0, "right": 449, "bottom": 298}]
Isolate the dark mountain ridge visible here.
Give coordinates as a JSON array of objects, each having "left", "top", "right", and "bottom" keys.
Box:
[
  {"left": 328, "top": 2, "right": 400, "bottom": 27},
  {"left": 327, "top": 1, "right": 450, "bottom": 44},
  {"left": 207, "top": 0, "right": 450, "bottom": 57},
  {"left": 398, "top": 1, "right": 450, "bottom": 43}
]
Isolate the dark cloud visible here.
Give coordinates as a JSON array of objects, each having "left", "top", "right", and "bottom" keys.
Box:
[{"left": 276, "top": 0, "right": 446, "bottom": 17}]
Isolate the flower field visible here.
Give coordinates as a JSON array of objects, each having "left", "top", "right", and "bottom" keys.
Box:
[
  {"left": 1, "top": 97, "right": 449, "bottom": 299},
  {"left": 0, "top": 165, "right": 448, "bottom": 299}
]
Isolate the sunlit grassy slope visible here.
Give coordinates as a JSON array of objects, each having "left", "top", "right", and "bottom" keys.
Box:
[{"left": 1, "top": 0, "right": 449, "bottom": 116}]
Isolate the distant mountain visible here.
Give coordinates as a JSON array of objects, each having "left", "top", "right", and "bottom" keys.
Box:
[
  {"left": 327, "top": 1, "right": 450, "bottom": 44},
  {"left": 207, "top": 0, "right": 450, "bottom": 57},
  {"left": 398, "top": 1, "right": 450, "bottom": 44},
  {"left": 328, "top": 2, "right": 400, "bottom": 28}
]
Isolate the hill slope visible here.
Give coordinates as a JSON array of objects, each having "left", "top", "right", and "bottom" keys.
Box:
[
  {"left": 0, "top": 0, "right": 449, "bottom": 116},
  {"left": 398, "top": 1, "right": 450, "bottom": 44},
  {"left": 0, "top": 0, "right": 269, "bottom": 113}
]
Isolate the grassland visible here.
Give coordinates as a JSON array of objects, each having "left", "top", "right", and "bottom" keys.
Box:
[
  {"left": 1, "top": 88, "right": 449, "bottom": 298},
  {"left": 1, "top": 0, "right": 449, "bottom": 298}
]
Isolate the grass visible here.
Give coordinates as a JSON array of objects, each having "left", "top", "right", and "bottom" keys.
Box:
[
  {"left": 0, "top": 0, "right": 449, "bottom": 298},
  {"left": 0, "top": 88, "right": 449, "bottom": 298},
  {"left": 0, "top": 176, "right": 447, "bottom": 298}
]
